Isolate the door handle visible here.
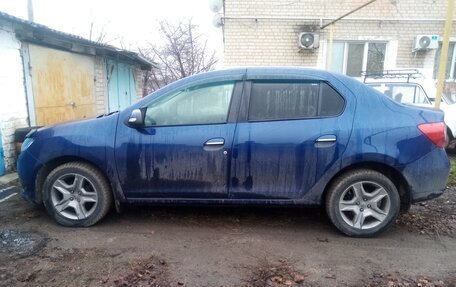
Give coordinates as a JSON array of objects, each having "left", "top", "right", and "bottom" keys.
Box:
[
  {"left": 204, "top": 138, "right": 225, "bottom": 146},
  {"left": 315, "top": 135, "right": 337, "bottom": 143}
]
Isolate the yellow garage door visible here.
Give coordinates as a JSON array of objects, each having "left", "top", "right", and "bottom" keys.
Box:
[{"left": 29, "top": 44, "right": 96, "bottom": 126}]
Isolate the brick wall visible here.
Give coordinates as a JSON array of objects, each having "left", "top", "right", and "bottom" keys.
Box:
[
  {"left": 223, "top": 0, "right": 456, "bottom": 72},
  {"left": 134, "top": 67, "right": 146, "bottom": 100},
  {"left": 0, "top": 21, "right": 29, "bottom": 171},
  {"left": 94, "top": 56, "right": 107, "bottom": 115}
]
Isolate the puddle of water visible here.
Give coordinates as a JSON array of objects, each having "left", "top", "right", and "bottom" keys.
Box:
[{"left": 0, "top": 229, "right": 46, "bottom": 259}]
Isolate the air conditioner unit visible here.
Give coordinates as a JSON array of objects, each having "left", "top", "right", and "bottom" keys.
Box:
[
  {"left": 298, "top": 32, "right": 319, "bottom": 49},
  {"left": 414, "top": 35, "right": 439, "bottom": 51}
]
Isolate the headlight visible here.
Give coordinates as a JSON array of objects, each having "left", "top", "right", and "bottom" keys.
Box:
[
  {"left": 25, "top": 128, "right": 38, "bottom": 138},
  {"left": 21, "top": 137, "right": 34, "bottom": 152}
]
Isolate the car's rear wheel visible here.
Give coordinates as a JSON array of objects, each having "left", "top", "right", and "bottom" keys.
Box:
[
  {"left": 42, "top": 162, "right": 112, "bottom": 227},
  {"left": 325, "top": 169, "right": 400, "bottom": 237},
  {"left": 445, "top": 128, "right": 454, "bottom": 150}
]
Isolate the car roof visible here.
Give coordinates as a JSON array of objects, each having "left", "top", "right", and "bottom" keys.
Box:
[
  {"left": 190, "top": 66, "right": 338, "bottom": 80},
  {"left": 245, "top": 66, "right": 334, "bottom": 79},
  {"left": 156, "top": 66, "right": 354, "bottom": 92}
]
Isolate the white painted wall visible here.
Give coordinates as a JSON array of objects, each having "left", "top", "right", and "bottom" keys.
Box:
[{"left": 0, "top": 21, "right": 29, "bottom": 170}]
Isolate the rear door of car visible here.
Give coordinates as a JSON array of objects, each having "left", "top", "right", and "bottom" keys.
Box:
[{"left": 229, "top": 71, "right": 353, "bottom": 200}]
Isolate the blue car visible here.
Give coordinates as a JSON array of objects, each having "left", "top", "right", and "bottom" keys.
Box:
[{"left": 18, "top": 67, "right": 450, "bottom": 237}]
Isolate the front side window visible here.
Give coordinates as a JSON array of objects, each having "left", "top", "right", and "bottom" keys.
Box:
[
  {"left": 330, "top": 41, "right": 387, "bottom": 77},
  {"left": 392, "top": 85, "right": 420, "bottom": 104},
  {"left": 413, "top": 86, "right": 430, "bottom": 104},
  {"left": 248, "top": 82, "right": 344, "bottom": 121},
  {"left": 144, "top": 82, "right": 234, "bottom": 126}
]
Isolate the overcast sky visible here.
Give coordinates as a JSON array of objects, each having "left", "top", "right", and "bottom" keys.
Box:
[{"left": 0, "top": 0, "right": 223, "bottom": 59}]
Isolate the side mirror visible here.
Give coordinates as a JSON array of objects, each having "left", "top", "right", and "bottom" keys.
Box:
[{"left": 127, "top": 109, "right": 144, "bottom": 127}]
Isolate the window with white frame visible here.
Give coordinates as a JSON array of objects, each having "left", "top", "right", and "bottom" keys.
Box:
[
  {"left": 433, "top": 42, "right": 456, "bottom": 80},
  {"left": 329, "top": 41, "right": 387, "bottom": 77}
]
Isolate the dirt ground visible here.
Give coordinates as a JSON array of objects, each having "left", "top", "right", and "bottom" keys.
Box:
[{"left": 0, "top": 181, "right": 455, "bottom": 286}]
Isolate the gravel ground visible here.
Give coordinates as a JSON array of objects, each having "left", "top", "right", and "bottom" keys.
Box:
[
  {"left": 0, "top": 229, "right": 47, "bottom": 260},
  {"left": 0, "top": 179, "right": 455, "bottom": 286},
  {"left": 397, "top": 188, "right": 456, "bottom": 237}
]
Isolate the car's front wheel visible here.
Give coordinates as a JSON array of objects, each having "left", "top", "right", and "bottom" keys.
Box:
[
  {"left": 42, "top": 162, "right": 113, "bottom": 227},
  {"left": 325, "top": 169, "right": 400, "bottom": 237}
]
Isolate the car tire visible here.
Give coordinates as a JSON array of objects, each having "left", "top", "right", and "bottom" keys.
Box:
[
  {"left": 325, "top": 169, "right": 400, "bottom": 237},
  {"left": 446, "top": 128, "right": 456, "bottom": 151},
  {"left": 42, "top": 162, "right": 112, "bottom": 227}
]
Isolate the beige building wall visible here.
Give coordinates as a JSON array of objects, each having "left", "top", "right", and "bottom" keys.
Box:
[{"left": 223, "top": 0, "right": 456, "bottom": 76}]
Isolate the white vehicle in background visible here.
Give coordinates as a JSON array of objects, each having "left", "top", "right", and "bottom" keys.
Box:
[{"left": 363, "top": 69, "right": 456, "bottom": 149}]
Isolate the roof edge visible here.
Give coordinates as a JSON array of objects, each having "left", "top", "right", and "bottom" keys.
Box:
[{"left": 0, "top": 11, "right": 156, "bottom": 70}]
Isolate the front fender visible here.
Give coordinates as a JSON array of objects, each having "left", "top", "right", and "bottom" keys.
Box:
[{"left": 18, "top": 113, "right": 120, "bottom": 203}]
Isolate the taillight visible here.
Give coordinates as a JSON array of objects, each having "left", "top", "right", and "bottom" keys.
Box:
[{"left": 418, "top": 122, "right": 446, "bottom": 148}]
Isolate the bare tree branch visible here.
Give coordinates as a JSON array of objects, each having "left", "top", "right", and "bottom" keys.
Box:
[
  {"left": 88, "top": 20, "right": 108, "bottom": 44},
  {"left": 141, "top": 19, "right": 218, "bottom": 93}
]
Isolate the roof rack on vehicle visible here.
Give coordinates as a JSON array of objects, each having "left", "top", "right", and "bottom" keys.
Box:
[{"left": 360, "top": 69, "right": 423, "bottom": 83}]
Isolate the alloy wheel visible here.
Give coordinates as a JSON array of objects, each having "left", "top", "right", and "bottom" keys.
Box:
[
  {"left": 338, "top": 181, "right": 391, "bottom": 230},
  {"left": 50, "top": 173, "right": 98, "bottom": 220}
]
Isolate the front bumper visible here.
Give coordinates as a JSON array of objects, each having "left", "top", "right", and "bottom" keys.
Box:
[
  {"left": 17, "top": 150, "right": 44, "bottom": 204},
  {"left": 20, "top": 187, "right": 40, "bottom": 205}
]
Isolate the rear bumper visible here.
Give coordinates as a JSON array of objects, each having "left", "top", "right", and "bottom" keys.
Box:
[
  {"left": 399, "top": 148, "right": 450, "bottom": 203},
  {"left": 411, "top": 189, "right": 445, "bottom": 203}
]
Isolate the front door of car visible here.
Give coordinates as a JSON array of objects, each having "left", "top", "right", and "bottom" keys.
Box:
[
  {"left": 230, "top": 80, "right": 353, "bottom": 200},
  {"left": 115, "top": 81, "right": 242, "bottom": 198}
]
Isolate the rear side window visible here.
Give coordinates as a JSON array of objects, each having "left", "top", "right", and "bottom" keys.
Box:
[{"left": 248, "top": 82, "right": 344, "bottom": 121}]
